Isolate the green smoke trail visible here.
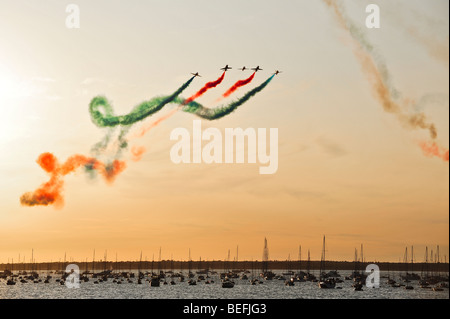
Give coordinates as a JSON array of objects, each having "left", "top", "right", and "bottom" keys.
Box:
[
  {"left": 90, "top": 74, "right": 274, "bottom": 127},
  {"left": 88, "top": 75, "right": 274, "bottom": 159},
  {"left": 89, "top": 76, "right": 195, "bottom": 128}
]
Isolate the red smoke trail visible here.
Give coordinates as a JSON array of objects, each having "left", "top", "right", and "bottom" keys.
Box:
[
  {"left": 20, "top": 152, "right": 126, "bottom": 208},
  {"left": 419, "top": 141, "right": 449, "bottom": 162},
  {"left": 183, "top": 72, "right": 225, "bottom": 105},
  {"left": 134, "top": 108, "right": 179, "bottom": 138},
  {"left": 126, "top": 108, "right": 179, "bottom": 162},
  {"left": 222, "top": 72, "right": 256, "bottom": 98}
]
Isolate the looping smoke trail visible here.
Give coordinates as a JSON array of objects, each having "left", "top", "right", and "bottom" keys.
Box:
[
  {"left": 126, "top": 75, "right": 275, "bottom": 162},
  {"left": 222, "top": 72, "right": 256, "bottom": 98},
  {"left": 183, "top": 72, "right": 226, "bottom": 105},
  {"left": 89, "top": 76, "right": 195, "bottom": 128},
  {"left": 20, "top": 152, "right": 126, "bottom": 207},
  {"left": 323, "top": 0, "right": 439, "bottom": 142},
  {"left": 93, "top": 75, "right": 275, "bottom": 132},
  {"left": 22, "top": 75, "right": 275, "bottom": 207}
]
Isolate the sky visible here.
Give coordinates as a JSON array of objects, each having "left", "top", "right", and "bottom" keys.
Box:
[{"left": 0, "top": 0, "right": 448, "bottom": 264}]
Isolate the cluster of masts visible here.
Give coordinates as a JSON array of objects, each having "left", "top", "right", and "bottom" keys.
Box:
[
  {"left": 191, "top": 65, "right": 282, "bottom": 78},
  {"left": 0, "top": 240, "right": 448, "bottom": 291}
]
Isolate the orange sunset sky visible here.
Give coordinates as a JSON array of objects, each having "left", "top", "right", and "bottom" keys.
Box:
[{"left": 0, "top": 0, "right": 448, "bottom": 264}]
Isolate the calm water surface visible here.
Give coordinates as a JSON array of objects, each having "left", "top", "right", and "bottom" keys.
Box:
[{"left": 1, "top": 270, "right": 448, "bottom": 299}]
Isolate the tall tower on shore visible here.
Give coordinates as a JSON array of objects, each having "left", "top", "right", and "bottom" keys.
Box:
[{"left": 262, "top": 237, "right": 269, "bottom": 273}]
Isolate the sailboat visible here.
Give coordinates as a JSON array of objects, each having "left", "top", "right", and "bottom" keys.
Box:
[
  {"left": 149, "top": 253, "right": 160, "bottom": 287},
  {"left": 187, "top": 249, "right": 197, "bottom": 285},
  {"left": 420, "top": 247, "right": 431, "bottom": 288},
  {"left": 249, "top": 259, "right": 259, "bottom": 285},
  {"left": 403, "top": 247, "right": 414, "bottom": 290},
  {"left": 260, "top": 238, "right": 275, "bottom": 280},
  {"left": 349, "top": 248, "right": 363, "bottom": 291},
  {"left": 6, "top": 258, "right": 16, "bottom": 285},
  {"left": 221, "top": 277, "right": 235, "bottom": 288},
  {"left": 304, "top": 249, "right": 317, "bottom": 281},
  {"left": 295, "top": 245, "right": 306, "bottom": 282},
  {"left": 169, "top": 255, "right": 176, "bottom": 285},
  {"left": 318, "top": 236, "right": 336, "bottom": 289},
  {"left": 137, "top": 251, "right": 143, "bottom": 284}
]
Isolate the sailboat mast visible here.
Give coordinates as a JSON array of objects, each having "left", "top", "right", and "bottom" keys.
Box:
[
  {"left": 92, "top": 249, "right": 95, "bottom": 274},
  {"left": 307, "top": 249, "right": 311, "bottom": 274},
  {"left": 158, "top": 247, "right": 162, "bottom": 274},
  {"left": 298, "top": 245, "right": 302, "bottom": 274},
  {"left": 104, "top": 250, "right": 107, "bottom": 272},
  {"left": 188, "top": 249, "right": 191, "bottom": 274},
  {"left": 139, "top": 251, "right": 142, "bottom": 274},
  {"left": 360, "top": 244, "right": 364, "bottom": 273},
  {"left": 436, "top": 245, "right": 441, "bottom": 278},
  {"left": 151, "top": 254, "right": 154, "bottom": 274},
  {"left": 404, "top": 247, "right": 408, "bottom": 275},
  {"left": 319, "top": 236, "right": 326, "bottom": 280}
]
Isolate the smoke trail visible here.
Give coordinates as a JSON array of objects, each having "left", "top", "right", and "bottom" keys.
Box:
[
  {"left": 322, "top": 0, "right": 439, "bottom": 141},
  {"left": 89, "top": 74, "right": 272, "bottom": 169},
  {"left": 183, "top": 72, "right": 225, "bottom": 105},
  {"left": 88, "top": 76, "right": 194, "bottom": 159},
  {"left": 131, "top": 146, "right": 146, "bottom": 162},
  {"left": 20, "top": 152, "right": 126, "bottom": 207},
  {"left": 125, "top": 108, "right": 180, "bottom": 162},
  {"left": 181, "top": 74, "right": 275, "bottom": 120},
  {"left": 90, "top": 75, "right": 273, "bottom": 130},
  {"left": 127, "top": 75, "right": 275, "bottom": 162},
  {"left": 89, "top": 76, "right": 195, "bottom": 128},
  {"left": 222, "top": 72, "right": 256, "bottom": 98},
  {"left": 395, "top": 5, "right": 449, "bottom": 67},
  {"left": 406, "top": 26, "right": 449, "bottom": 67},
  {"left": 134, "top": 108, "right": 179, "bottom": 138},
  {"left": 419, "top": 141, "right": 449, "bottom": 162},
  {"left": 91, "top": 127, "right": 115, "bottom": 155},
  {"left": 98, "top": 75, "right": 275, "bottom": 135},
  {"left": 124, "top": 75, "right": 274, "bottom": 165},
  {"left": 21, "top": 75, "right": 275, "bottom": 207}
]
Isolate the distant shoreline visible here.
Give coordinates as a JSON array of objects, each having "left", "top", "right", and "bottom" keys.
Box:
[{"left": 1, "top": 260, "right": 449, "bottom": 273}]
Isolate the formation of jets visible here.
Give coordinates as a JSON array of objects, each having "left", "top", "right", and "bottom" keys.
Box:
[{"left": 191, "top": 66, "right": 282, "bottom": 76}]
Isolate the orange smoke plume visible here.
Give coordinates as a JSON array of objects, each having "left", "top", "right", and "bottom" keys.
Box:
[
  {"left": 419, "top": 141, "right": 449, "bottom": 162},
  {"left": 20, "top": 152, "right": 126, "bottom": 207},
  {"left": 131, "top": 146, "right": 146, "bottom": 162}
]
